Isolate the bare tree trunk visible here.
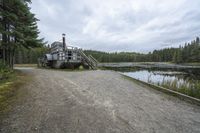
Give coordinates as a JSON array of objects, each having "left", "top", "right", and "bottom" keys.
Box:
[
  {"left": 9, "top": 48, "right": 12, "bottom": 68},
  {"left": 11, "top": 48, "right": 15, "bottom": 69},
  {"left": 6, "top": 48, "right": 8, "bottom": 66}
]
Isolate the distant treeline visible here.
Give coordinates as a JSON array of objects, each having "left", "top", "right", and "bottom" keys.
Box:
[
  {"left": 85, "top": 37, "right": 200, "bottom": 63},
  {"left": 14, "top": 37, "right": 200, "bottom": 64},
  {"left": 84, "top": 50, "right": 147, "bottom": 62}
]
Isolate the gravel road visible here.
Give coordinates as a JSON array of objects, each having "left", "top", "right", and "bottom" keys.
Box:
[{"left": 1, "top": 68, "right": 200, "bottom": 133}]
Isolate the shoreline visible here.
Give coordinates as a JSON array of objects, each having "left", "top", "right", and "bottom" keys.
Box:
[
  {"left": 99, "top": 62, "right": 200, "bottom": 69},
  {"left": 121, "top": 73, "right": 200, "bottom": 106}
]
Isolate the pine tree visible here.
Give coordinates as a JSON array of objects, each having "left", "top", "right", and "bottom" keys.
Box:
[
  {"left": 172, "top": 51, "right": 177, "bottom": 63},
  {"left": 176, "top": 49, "right": 183, "bottom": 63},
  {"left": 0, "top": 0, "right": 44, "bottom": 68}
]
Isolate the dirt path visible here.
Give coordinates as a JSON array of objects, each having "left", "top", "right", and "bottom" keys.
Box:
[{"left": 1, "top": 68, "right": 200, "bottom": 133}]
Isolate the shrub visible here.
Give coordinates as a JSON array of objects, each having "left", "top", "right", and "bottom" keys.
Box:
[{"left": 0, "top": 60, "right": 12, "bottom": 80}]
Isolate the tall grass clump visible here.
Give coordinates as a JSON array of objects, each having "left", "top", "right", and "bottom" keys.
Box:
[{"left": 147, "top": 77, "right": 200, "bottom": 99}]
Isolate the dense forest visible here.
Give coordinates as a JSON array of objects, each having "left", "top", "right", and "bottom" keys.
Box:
[
  {"left": 13, "top": 37, "right": 200, "bottom": 64},
  {"left": 14, "top": 47, "right": 48, "bottom": 64},
  {"left": 0, "top": 0, "right": 44, "bottom": 68},
  {"left": 85, "top": 37, "right": 200, "bottom": 63}
]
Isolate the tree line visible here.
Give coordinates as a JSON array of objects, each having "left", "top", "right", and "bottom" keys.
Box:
[
  {"left": 146, "top": 37, "right": 200, "bottom": 63},
  {"left": 14, "top": 37, "right": 200, "bottom": 64},
  {"left": 0, "top": 0, "right": 44, "bottom": 68},
  {"left": 84, "top": 50, "right": 147, "bottom": 62},
  {"left": 13, "top": 37, "right": 200, "bottom": 64},
  {"left": 85, "top": 37, "right": 200, "bottom": 63}
]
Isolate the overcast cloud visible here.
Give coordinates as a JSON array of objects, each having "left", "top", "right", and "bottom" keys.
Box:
[{"left": 31, "top": 0, "right": 200, "bottom": 52}]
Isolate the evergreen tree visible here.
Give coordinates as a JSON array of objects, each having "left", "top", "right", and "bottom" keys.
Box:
[
  {"left": 172, "top": 51, "right": 177, "bottom": 63},
  {"left": 0, "top": 0, "right": 44, "bottom": 68},
  {"left": 84, "top": 37, "right": 200, "bottom": 64},
  {"left": 176, "top": 49, "right": 183, "bottom": 63}
]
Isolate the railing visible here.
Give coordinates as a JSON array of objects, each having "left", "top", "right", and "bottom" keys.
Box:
[
  {"left": 51, "top": 45, "right": 80, "bottom": 54},
  {"left": 89, "top": 55, "right": 98, "bottom": 64},
  {"left": 77, "top": 49, "right": 98, "bottom": 70},
  {"left": 47, "top": 44, "right": 98, "bottom": 69},
  {"left": 65, "top": 45, "right": 80, "bottom": 50}
]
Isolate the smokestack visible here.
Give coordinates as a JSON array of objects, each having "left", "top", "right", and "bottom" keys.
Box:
[{"left": 62, "top": 33, "right": 66, "bottom": 51}]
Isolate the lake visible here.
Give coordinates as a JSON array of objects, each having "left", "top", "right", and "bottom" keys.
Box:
[
  {"left": 101, "top": 63, "right": 200, "bottom": 99},
  {"left": 106, "top": 67, "right": 200, "bottom": 99},
  {"left": 123, "top": 70, "right": 190, "bottom": 87}
]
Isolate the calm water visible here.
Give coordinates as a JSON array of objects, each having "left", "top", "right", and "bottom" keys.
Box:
[{"left": 123, "top": 70, "right": 199, "bottom": 88}]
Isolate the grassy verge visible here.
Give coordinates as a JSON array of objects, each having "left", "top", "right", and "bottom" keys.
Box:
[
  {"left": 0, "top": 70, "right": 30, "bottom": 114},
  {"left": 158, "top": 80, "right": 200, "bottom": 99},
  {"left": 99, "top": 66, "right": 139, "bottom": 72},
  {"left": 14, "top": 64, "right": 37, "bottom": 67},
  {"left": 39, "top": 65, "right": 93, "bottom": 72},
  {"left": 180, "top": 63, "right": 200, "bottom": 66}
]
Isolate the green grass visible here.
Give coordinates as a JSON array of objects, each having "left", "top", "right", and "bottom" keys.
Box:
[
  {"left": 39, "top": 64, "right": 94, "bottom": 72},
  {"left": 14, "top": 64, "right": 37, "bottom": 67},
  {"left": 0, "top": 70, "right": 30, "bottom": 114},
  {"left": 151, "top": 79, "right": 200, "bottom": 99},
  {"left": 180, "top": 63, "right": 200, "bottom": 66},
  {"left": 100, "top": 66, "right": 139, "bottom": 72}
]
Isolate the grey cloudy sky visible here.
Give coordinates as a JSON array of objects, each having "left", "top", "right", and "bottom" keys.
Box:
[{"left": 31, "top": 0, "right": 200, "bottom": 52}]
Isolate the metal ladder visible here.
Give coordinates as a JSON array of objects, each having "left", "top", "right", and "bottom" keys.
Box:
[{"left": 78, "top": 49, "right": 98, "bottom": 69}]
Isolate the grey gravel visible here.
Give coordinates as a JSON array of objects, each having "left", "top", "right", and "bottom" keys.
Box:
[{"left": 1, "top": 68, "right": 200, "bottom": 133}]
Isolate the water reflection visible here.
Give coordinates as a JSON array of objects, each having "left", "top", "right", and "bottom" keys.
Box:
[
  {"left": 123, "top": 70, "right": 198, "bottom": 89},
  {"left": 104, "top": 66, "right": 200, "bottom": 98}
]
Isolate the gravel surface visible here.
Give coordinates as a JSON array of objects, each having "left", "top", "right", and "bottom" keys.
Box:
[{"left": 1, "top": 68, "right": 200, "bottom": 133}]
